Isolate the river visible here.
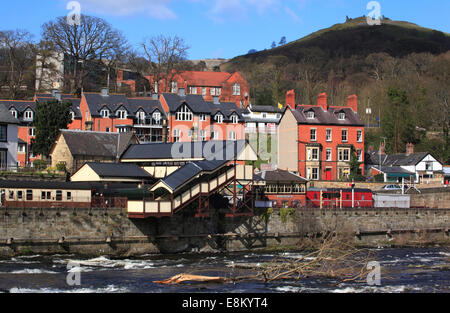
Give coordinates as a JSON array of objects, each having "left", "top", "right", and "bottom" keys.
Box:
[{"left": 0, "top": 247, "right": 448, "bottom": 293}]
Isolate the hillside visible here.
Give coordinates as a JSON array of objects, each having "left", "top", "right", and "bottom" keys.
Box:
[{"left": 221, "top": 16, "right": 450, "bottom": 163}]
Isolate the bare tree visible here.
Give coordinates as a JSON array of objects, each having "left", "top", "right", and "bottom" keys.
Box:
[
  {"left": 34, "top": 39, "right": 61, "bottom": 93},
  {"left": 41, "top": 15, "right": 128, "bottom": 94},
  {"left": 142, "top": 35, "right": 190, "bottom": 94},
  {"left": 0, "top": 30, "right": 35, "bottom": 99}
]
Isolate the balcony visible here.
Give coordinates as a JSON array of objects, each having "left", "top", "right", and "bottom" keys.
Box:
[{"left": 133, "top": 118, "right": 163, "bottom": 128}]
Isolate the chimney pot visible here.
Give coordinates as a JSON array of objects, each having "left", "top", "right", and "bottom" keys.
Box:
[
  {"left": 406, "top": 143, "right": 414, "bottom": 156},
  {"left": 285, "top": 90, "right": 295, "bottom": 110}
]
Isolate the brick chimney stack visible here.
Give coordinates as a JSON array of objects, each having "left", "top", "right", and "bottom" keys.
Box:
[
  {"left": 406, "top": 143, "right": 414, "bottom": 156},
  {"left": 347, "top": 94, "right": 358, "bottom": 113},
  {"left": 286, "top": 90, "right": 295, "bottom": 110},
  {"left": 317, "top": 92, "right": 328, "bottom": 111}
]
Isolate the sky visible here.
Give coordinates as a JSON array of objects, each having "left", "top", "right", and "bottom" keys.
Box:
[{"left": 0, "top": 0, "right": 449, "bottom": 60}]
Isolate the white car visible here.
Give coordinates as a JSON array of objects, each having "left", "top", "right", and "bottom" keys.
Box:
[{"left": 380, "top": 184, "right": 403, "bottom": 191}]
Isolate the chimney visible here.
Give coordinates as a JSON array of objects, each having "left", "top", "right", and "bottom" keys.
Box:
[
  {"left": 285, "top": 89, "right": 295, "bottom": 110},
  {"left": 406, "top": 143, "right": 414, "bottom": 156},
  {"left": 317, "top": 92, "right": 328, "bottom": 111},
  {"left": 54, "top": 92, "right": 62, "bottom": 102},
  {"left": 101, "top": 87, "right": 109, "bottom": 97},
  {"left": 347, "top": 94, "right": 358, "bottom": 112},
  {"left": 379, "top": 142, "right": 386, "bottom": 155}
]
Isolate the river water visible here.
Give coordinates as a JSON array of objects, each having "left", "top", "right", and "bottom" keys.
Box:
[{"left": 0, "top": 247, "right": 448, "bottom": 293}]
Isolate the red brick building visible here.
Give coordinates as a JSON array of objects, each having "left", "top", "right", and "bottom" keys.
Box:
[
  {"left": 278, "top": 91, "right": 365, "bottom": 181},
  {"left": 146, "top": 70, "right": 250, "bottom": 108}
]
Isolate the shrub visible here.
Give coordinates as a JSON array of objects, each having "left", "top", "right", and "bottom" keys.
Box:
[
  {"left": 374, "top": 174, "right": 384, "bottom": 182},
  {"left": 33, "top": 159, "right": 47, "bottom": 170},
  {"left": 56, "top": 162, "right": 66, "bottom": 172}
]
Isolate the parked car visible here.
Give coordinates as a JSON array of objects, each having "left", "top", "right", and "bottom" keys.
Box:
[{"left": 380, "top": 184, "right": 404, "bottom": 191}]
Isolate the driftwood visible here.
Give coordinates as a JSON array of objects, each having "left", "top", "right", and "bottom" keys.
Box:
[{"left": 154, "top": 234, "right": 376, "bottom": 286}]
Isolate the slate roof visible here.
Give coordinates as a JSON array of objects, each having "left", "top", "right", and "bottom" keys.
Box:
[
  {"left": 291, "top": 106, "right": 363, "bottom": 126},
  {"left": 83, "top": 93, "right": 130, "bottom": 117},
  {"left": 83, "top": 162, "right": 153, "bottom": 179},
  {"left": 248, "top": 105, "right": 284, "bottom": 114},
  {"left": 207, "top": 101, "right": 244, "bottom": 121},
  {"left": 59, "top": 130, "right": 135, "bottom": 158},
  {"left": 0, "top": 180, "right": 93, "bottom": 190},
  {"left": 371, "top": 166, "right": 415, "bottom": 175},
  {"left": 257, "top": 169, "right": 307, "bottom": 183},
  {"left": 126, "top": 98, "right": 166, "bottom": 117},
  {"left": 162, "top": 93, "right": 212, "bottom": 113},
  {"left": 158, "top": 159, "right": 229, "bottom": 191},
  {"left": 0, "top": 100, "right": 35, "bottom": 123},
  {"left": 0, "top": 102, "right": 19, "bottom": 124},
  {"left": 121, "top": 140, "right": 248, "bottom": 161},
  {"left": 382, "top": 152, "right": 430, "bottom": 167}
]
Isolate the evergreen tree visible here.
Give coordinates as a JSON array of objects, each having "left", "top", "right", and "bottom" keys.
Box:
[
  {"left": 271, "top": 41, "right": 276, "bottom": 49},
  {"left": 279, "top": 36, "right": 287, "bottom": 46},
  {"left": 31, "top": 100, "right": 72, "bottom": 157},
  {"left": 349, "top": 145, "right": 364, "bottom": 181}
]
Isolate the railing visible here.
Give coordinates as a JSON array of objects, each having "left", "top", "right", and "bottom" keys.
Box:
[{"left": 133, "top": 118, "right": 163, "bottom": 127}]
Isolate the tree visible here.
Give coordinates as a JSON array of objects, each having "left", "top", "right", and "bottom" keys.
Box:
[
  {"left": 142, "top": 35, "right": 190, "bottom": 94},
  {"left": 271, "top": 41, "right": 276, "bottom": 49},
  {"left": 41, "top": 15, "right": 129, "bottom": 94},
  {"left": 349, "top": 146, "right": 364, "bottom": 181},
  {"left": 0, "top": 30, "right": 35, "bottom": 99},
  {"left": 247, "top": 49, "right": 258, "bottom": 54},
  {"left": 31, "top": 100, "right": 72, "bottom": 157},
  {"left": 279, "top": 36, "right": 287, "bottom": 46},
  {"left": 34, "top": 39, "right": 60, "bottom": 93}
]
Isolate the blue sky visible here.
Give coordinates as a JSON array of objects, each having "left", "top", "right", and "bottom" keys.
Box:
[{"left": 0, "top": 0, "right": 449, "bottom": 60}]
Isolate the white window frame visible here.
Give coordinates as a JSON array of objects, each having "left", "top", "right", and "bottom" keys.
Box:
[
  {"left": 117, "top": 110, "right": 127, "bottom": 119},
  {"left": 200, "top": 130, "right": 207, "bottom": 141},
  {"left": 229, "top": 131, "right": 236, "bottom": 141},
  {"left": 171, "top": 81, "right": 178, "bottom": 93},
  {"left": 202, "top": 87, "right": 207, "bottom": 96},
  {"left": 101, "top": 109, "right": 110, "bottom": 118},
  {"left": 24, "top": 110, "right": 33, "bottom": 121},
  {"left": 342, "top": 129, "right": 348, "bottom": 142},
  {"left": 10, "top": 109, "right": 17, "bottom": 119},
  {"left": 232, "top": 83, "right": 241, "bottom": 96},
  {"left": 231, "top": 114, "right": 238, "bottom": 124},
  {"left": 326, "top": 149, "right": 332, "bottom": 161},
  {"left": 310, "top": 128, "right": 317, "bottom": 142},
  {"left": 173, "top": 129, "right": 181, "bottom": 142},
  {"left": 189, "top": 86, "right": 197, "bottom": 94},
  {"left": 326, "top": 129, "right": 332, "bottom": 142},
  {"left": 338, "top": 112, "right": 346, "bottom": 120},
  {"left": 357, "top": 130, "right": 363, "bottom": 142},
  {"left": 211, "top": 130, "right": 218, "bottom": 140},
  {"left": 69, "top": 111, "right": 75, "bottom": 120},
  {"left": 306, "top": 111, "right": 315, "bottom": 119},
  {"left": 28, "top": 127, "right": 36, "bottom": 137},
  {"left": 200, "top": 114, "right": 207, "bottom": 122},
  {"left": 357, "top": 149, "right": 363, "bottom": 162},
  {"left": 175, "top": 105, "right": 193, "bottom": 121},
  {"left": 152, "top": 111, "right": 161, "bottom": 122},
  {"left": 215, "top": 114, "right": 223, "bottom": 124}
]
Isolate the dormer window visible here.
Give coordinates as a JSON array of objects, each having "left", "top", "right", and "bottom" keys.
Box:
[
  {"left": 171, "top": 81, "right": 178, "bottom": 93},
  {"left": 306, "top": 111, "right": 315, "bottom": 119},
  {"left": 338, "top": 112, "right": 346, "bottom": 120},
  {"left": 152, "top": 111, "right": 161, "bottom": 123},
  {"left": 175, "top": 104, "right": 193, "bottom": 121},
  {"left": 100, "top": 109, "right": 110, "bottom": 118},
  {"left": 69, "top": 111, "right": 75, "bottom": 120},
  {"left": 215, "top": 113, "right": 223, "bottom": 124},
  {"left": 117, "top": 110, "right": 127, "bottom": 119},
  {"left": 10, "top": 109, "right": 17, "bottom": 119},
  {"left": 231, "top": 114, "right": 238, "bottom": 124},
  {"left": 24, "top": 110, "right": 33, "bottom": 121},
  {"left": 232, "top": 83, "right": 241, "bottom": 96}
]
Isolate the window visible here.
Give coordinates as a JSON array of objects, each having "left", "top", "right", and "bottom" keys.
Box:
[
  {"left": 231, "top": 114, "right": 238, "bottom": 124},
  {"left": 0, "top": 125, "right": 6, "bottom": 141},
  {"left": 215, "top": 114, "right": 223, "bottom": 124},
  {"left": 46, "top": 192, "right": 51, "bottom": 199},
  {"left": 307, "top": 148, "right": 319, "bottom": 161},
  {"left": 310, "top": 129, "right": 317, "bottom": 141},
  {"left": 175, "top": 105, "right": 193, "bottom": 121},
  {"left": 199, "top": 114, "right": 207, "bottom": 122},
  {"left": 262, "top": 113, "right": 267, "bottom": 119},
  {"left": 210, "top": 88, "right": 218, "bottom": 96},
  {"left": 306, "top": 111, "right": 315, "bottom": 119},
  {"left": 8, "top": 191, "right": 14, "bottom": 199},
  {"left": 276, "top": 113, "right": 281, "bottom": 119},
  {"left": 100, "top": 109, "right": 110, "bottom": 118},
  {"left": 173, "top": 129, "right": 181, "bottom": 142},
  {"left": 357, "top": 149, "right": 363, "bottom": 162},
  {"left": 105, "top": 127, "right": 110, "bottom": 132},
  {"left": 342, "top": 130, "right": 348, "bottom": 142},
  {"left": 17, "top": 190, "right": 23, "bottom": 200},
  {"left": 326, "top": 129, "right": 332, "bottom": 142},
  {"left": 69, "top": 111, "right": 75, "bottom": 120},
  {"left": 117, "top": 110, "right": 127, "bottom": 119},
  {"left": 307, "top": 168, "right": 319, "bottom": 180},
  {"left": 357, "top": 130, "right": 363, "bottom": 142},
  {"left": 171, "top": 81, "right": 178, "bottom": 93},
  {"left": 338, "top": 112, "right": 345, "bottom": 120},
  {"left": 153, "top": 112, "right": 161, "bottom": 123},
  {"left": 189, "top": 86, "right": 197, "bottom": 94},
  {"left": 229, "top": 131, "right": 236, "bottom": 141},
  {"left": 232, "top": 83, "right": 241, "bottom": 96},
  {"left": 18, "top": 144, "right": 26, "bottom": 153},
  {"left": 200, "top": 130, "right": 207, "bottom": 141},
  {"left": 326, "top": 149, "right": 332, "bottom": 161},
  {"left": 28, "top": 127, "right": 35, "bottom": 137},
  {"left": 56, "top": 190, "right": 62, "bottom": 201},
  {"left": 425, "top": 162, "right": 433, "bottom": 171},
  {"left": 211, "top": 131, "right": 218, "bottom": 140},
  {"left": 67, "top": 192, "right": 72, "bottom": 200},
  {"left": 10, "top": 109, "right": 17, "bottom": 118},
  {"left": 312, "top": 148, "right": 319, "bottom": 160},
  {"left": 24, "top": 110, "right": 33, "bottom": 121},
  {"left": 26, "top": 190, "right": 32, "bottom": 201},
  {"left": 41, "top": 191, "right": 46, "bottom": 200},
  {"left": 0, "top": 149, "right": 6, "bottom": 169},
  {"left": 137, "top": 111, "right": 145, "bottom": 122},
  {"left": 202, "top": 87, "right": 207, "bottom": 96},
  {"left": 338, "top": 148, "right": 351, "bottom": 162}
]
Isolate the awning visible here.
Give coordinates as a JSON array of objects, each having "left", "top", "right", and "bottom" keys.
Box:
[{"left": 386, "top": 173, "right": 413, "bottom": 178}]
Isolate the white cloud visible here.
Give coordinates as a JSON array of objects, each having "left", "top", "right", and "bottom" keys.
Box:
[
  {"left": 78, "top": 0, "right": 176, "bottom": 19},
  {"left": 285, "top": 6, "right": 301, "bottom": 23}
]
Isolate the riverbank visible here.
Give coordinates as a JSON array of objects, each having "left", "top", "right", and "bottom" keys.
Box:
[{"left": 1, "top": 207, "right": 449, "bottom": 257}]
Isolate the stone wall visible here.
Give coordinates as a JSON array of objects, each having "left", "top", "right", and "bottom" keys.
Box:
[{"left": 0, "top": 206, "right": 448, "bottom": 257}]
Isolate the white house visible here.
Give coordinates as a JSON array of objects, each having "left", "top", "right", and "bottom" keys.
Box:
[
  {"left": 0, "top": 104, "right": 19, "bottom": 170},
  {"left": 242, "top": 104, "right": 284, "bottom": 134}
]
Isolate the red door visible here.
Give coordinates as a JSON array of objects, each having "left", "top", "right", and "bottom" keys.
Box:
[{"left": 325, "top": 169, "right": 332, "bottom": 181}]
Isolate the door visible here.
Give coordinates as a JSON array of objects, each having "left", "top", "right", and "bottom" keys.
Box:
[{"left": 325, "top": 169, "right": 332, "bottom": 181}]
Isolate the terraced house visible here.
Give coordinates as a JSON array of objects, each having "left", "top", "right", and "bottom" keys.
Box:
[{"left": 278, "top": 91, "right": 365, "bottom": 181}]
